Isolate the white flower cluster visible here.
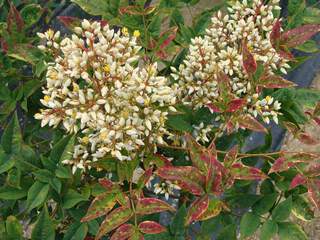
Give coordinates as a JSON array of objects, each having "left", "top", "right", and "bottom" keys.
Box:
[
  {"left": 35, "top": 20, "right": 177, "bottom": 166},
  {"left": 153, "top": 180, "right": 181, "bottom": 200},
  {"left": 192, "top": 122, "right": 214, "bottom": 143},
  {"left": 172, "top": 0, "right": 288, "bottom": 125}
]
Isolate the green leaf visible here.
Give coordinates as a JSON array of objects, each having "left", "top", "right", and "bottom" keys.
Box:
[
  {"left": 71, "top": 0, "right": 110, "bottom": 17},
  {"left": 292, "top": 195, "right": 314, "bottom": 221},
  {"left": 303, "top": 7, "right": 320, "bottom": 24},
  {"left": 295, "top": 40, "right": 319, "bottom": 53},
  {"left": 1, "top": 112, "right": 22, "bottom": 154},
  {"left": 5, "top": 216, "right": 23, "bottom": 240},
  {"left": 260, "top": 220, "right": 278, "bottom": 240},
  {"left": 0, "top": 186, "right": 27, "bottom": 200},
  {"left": 26, "top": 181, "right": 50, "bottom": 211},
  {"left": 63, "top": 189, "right": 88, "bottom": 209},
  {"left": 272, "top": 196, "right": 292, "bottom": 222},
  {"left": 240, "top": 212, "right": 260, "bottom": 238},
  {"left": 0, "top": 151, "right": 15, "bottom": 174},
  {"left": 278, "top": 222, "right": 308, "bottom": 240},
  {"left": 55, "top": 165, "right": 72, "bottom": 178},
  {"left": 6, "top": 168, "right": 21, "bottom": 188},
  {"left": 166, "top": 114, "right": 193, "bottom": 132},
  {"left": 63, "top": 222, "right": 88, "bottom": 240},
  {"left": 252, "top": 193, "right": 278, "bottom": 215},
  {"left": 216, "top": 224, "right": 237, "bottom": 240},
  {"left": 31, "top": 206, "right": 55, "bottom": 240},
  {"left": 170, "top": 204, "right": 187, "bottom": 237},
  {"left": 50, "top": 178, "right": 62, "bottom": 194},
  {"left": 50, "top": 134, "right": 75, "bottom": 164},
  {"left": 20, "top": 4, "right": 43, "bottom": 27}
]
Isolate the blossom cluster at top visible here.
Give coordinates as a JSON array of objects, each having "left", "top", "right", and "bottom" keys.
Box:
[
  {"left": 171, "top": 0, "right": 286, "bottom": 127},
  {"left": 35, "top": 20, "right": 177, "bottom": 168}
]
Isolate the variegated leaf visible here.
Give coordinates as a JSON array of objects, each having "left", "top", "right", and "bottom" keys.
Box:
[
  {"left": 110, "top": 224, "right": 135, "bottom": 240},
  {"left": 197, "top": 198, "right": 224, "bottom": 221},
  {"left": 238, "top": 115, "right": 267, "bottom": 133},
  {"left": 290, "top": 174, "right": 307, "bottom": 189},
  {"left": 185, "top": 194, "right": 209, "bottom": 225},
  {"left": 138, "top": 221, "right": 166, "bottom": 234},
  {"left": 135, "top": 198, "right": 175, "bottom": 215},
  {"left": 231, "top": 163, "right": 267, "bottom": 180}
]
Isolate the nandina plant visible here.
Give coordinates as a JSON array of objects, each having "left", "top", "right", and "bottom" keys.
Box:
[{"left": 1, "top": 0, "right": 320, "bottom": 240}]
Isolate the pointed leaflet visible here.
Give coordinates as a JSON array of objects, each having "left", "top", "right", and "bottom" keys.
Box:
[
  {"left": 7, "top": 2, "right": 24, "bottom": 33},
  {"left": 1, "top": 112, "right": 22, "bottom": 154},
  {"left": 135, "top": 198, "right": 175, "bottom": 215},
  {"left": 269, "top": 157, "right": 295, "bottom": 174},
  {"left": 156, "top": 166, "right": 205, "bottom": 195},
  {"left": 290, "top": 174, "right": 307, "bottom": 189},
  {"left": 185, "top": 194, "right": 209, "bottom": 225},
  {"left": 156, "top": 27, "right": 178, "bottom": 59},
  {"left": 31, "top": 206, "right": 55, "bottom": 240},
  {"left": 282, "top": 24, "right": 320, "bottom": 48},
  {"left": 270, "top": 19, "right": 281, "bottom": 49},
  {"left": 81, "top": 193, "right": 117, "bottom": 222},
  {"left": 110, "top": 224, "right": 135, "bottom": 240},
  {"left": 50, "top": 134, "right": 75, "bottom": 164},
  {"left": 95, "top": 207, "right": 133, "bottom": 240},
  {"left": 197, "top": 198, "right": 224, "bottom": 221},
  {"left": 224, "top": 145, "right": 238, "bottom": 167},
  {"left": 259, "top": 75, "right": 297, "bottom": 89},
  {"left": 307, "top": 179, "right": 320, "bottom": 209},
  {"left": 242, "top": 42, "right": 257, "bottom": 75},
  {"left": 119, "top": 5, "right": 156, "bottom": 15},
  {"left": 99, "top": 178, "right": 121, "bottom": 193},
  {"left": 238, "top": 115, "right": 267, "bottom": 133},
  {"left": 226, "top": 99, "right": 246, "bottom": 113},
  {"left": 231, "top": 163, "right": 267, "bottom": 180},
  {"left": 138, "top": 221, "right": 166, "bottom": 234}
]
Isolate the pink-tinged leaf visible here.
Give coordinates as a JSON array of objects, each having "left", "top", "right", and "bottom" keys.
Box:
[
  {"left": 270, "top": 19, "right": 281, "bottom": 49},
  {"left": 297, "top": 132, "right": 319, "bottom": 145},
  {"left": 0, "top": 38, "right": 8, "bottom": 53},
  {"left": 307, "top": 179, "right": 320, "bottom": 209},
  {"left": 282, "top": 24, "right": 320, "bottom": 48},
  {"left": 175, "top": 178, "right": 205, "bottom": 196},
  {"left": 231, "top": 163, "right": 268, "bottom": 180},
  {"left": 58, "top": 16, "right": 81, "bottom": 29},
  {"left": 206, "top": 103, "right": 223, "bottom": 113},
  {"left": 156, "top": 166, "right": 205, "bottom": 185},
  {"left": 138, "top": 221, "right": 166, "bottom": 234},
  {"left": 116, "top": 192, "right": 130, "bottom": 207},
  {"left": 269, "top": 157, "right": 295, "bottom": 174},
  {"left": 224, "top": 145, "right": 239, "bottom": 167},
  {"left": 185, "top": 195, "right": 209, "bottom": 225},
  {"left": 289, "top": 152, "right": 320, "bottom": 162},
  {"left": 159, "top": 27, "right": 178, "bottom": 50},
  {"left": 135, "top": 198, "right": 175, "bottom": 215},
  {"left": 259, "top": 75, "right": 297, "bottom": 89},
  {"left": 197, "top": 198, "right": 224, "bottom": 221},
  {"left": 210, "top": 171, "right": 223, "bottom": 195},
  {"left": 99, "top": 178, "right": 120, "bottom": 193},
  {"left": 238, "top": 115, "right": 267, "bottom": 133},
  {"left": 278, "top": 49, "right": 294, "bottom": 60},
  {"left": 313, "top": 117, "right": 320, "bottom": 126},
  {"left": 110, "top": 224, "right": 135, "bottom": 240},
  {"left": 7, "top": 3, "right": 24, "bottom": 33},
  {"left": 305, "top": 161, "right": 320, "bottom": 177},
  {"left": 242, "top": 43, "right": 257, "bottom": 75},
  {"left": 81, "top": 193, "right": 117, "bottom": 222},
  {"left": 226, "top": 99, "right": 246, "bottom": 113},
  {"left": 96, "top": 207, "right": 133, "bottom": 240},
  {"left": 290, "top": 174, "right": 307, "bottom": 189}
]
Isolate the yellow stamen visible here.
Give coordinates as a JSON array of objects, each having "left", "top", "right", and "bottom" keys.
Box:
[
  {"left": 122, "top": 27, "right": 129, "bottom": 36},
  {"left": 44, "top": 95, "right": 50, "bottom": 103},
  {"left": 133, "top": 30, "right": 141, "bottom": 38},
  {"left": 103, "top": 64, "right": 110, "bottom": 73},
  {"left": 82, "top": 136, "right": 89, "bottom": 144}
]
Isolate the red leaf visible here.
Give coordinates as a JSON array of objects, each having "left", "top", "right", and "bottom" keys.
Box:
[
  {"left": 185, "top": 195, "right": 209, "bottom": 225},
  {"left": 138, "top": 221, "right": 166, "bottom": 234},
  {"left": 156, "top": 166, "right": 205, "bottom": 185},
  {"left": 81, "top": 193, "right": 117, "bottom": 222},
  {"left": 305, "top": 161, "right": 320, "bottom": 177},
  {"left": 210, "top": 171, "right": 223, "bottom": 195},
  {"left": 269, "top": 157, "right": 295, "bottom": 174},
  {"left": 156, "top": 27, "right": 178, "bottom": 59},
  {"left": 297, "top": 132, "right": 319, "bottom": 145},
  {"left": 206, "top": 103, "right": 222, "bottom": 113},
  {"left": 282, "top": 24, "right": 320, "bottom": 48},
  {"left": 7, "top": 3, "right": 24, "bottom": 33},
  {"left": 290, "top": 174, "right": 307, "bottom": 189},
  {"left": 231, "top": 163, "right": 267, "bottom": 180},
  {"left": 307, "top": 179, "right": 320, "bottom": 209},
  {"left": 110, "top": 224, "right": 135, "bottom": 240},
  {"left": 135, "top": 198, "right": 175, "bottom": 215},
  {"left": 238, "top": 115, "right": 267, "bottom": 133},
  {"left": 0, "top": 38, "right": 8, "bottom": 53},
  {"left": 242, "top": 43, "right": 257, "bottom": 75},
  {"left": 96, "top": 207, "right": 133, "bottom": 240},
  {"left": 226, "top": 99, "right": 246, "bottom": 113},
  {"left": 259, "top": 75, "right": 297, "bottom": 89},
  {"left": 270, "top": 19, "right": 281, "bottom": 49},
  {"left": 99, "top": 178, "right": 120, "bottom": 192}
]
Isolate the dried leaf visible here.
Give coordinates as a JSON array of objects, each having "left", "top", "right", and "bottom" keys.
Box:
[
  {"left": 138, "top": 221, "right": 166, "bottom": 234},
  {"left": 185, "top": 194, "right": 209, "bottom": 225},
  {"left": 110, "top": 224, "right": 135, "bottom": 240},
  {"left": 135, "top": 198, "right": 175, "bottom": 215},
  {"left": 7, "top": 3, "right": 24, "bottom": 33},
  {"left": 96, "top": 207, "right": 133, "bottom": 240}
]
